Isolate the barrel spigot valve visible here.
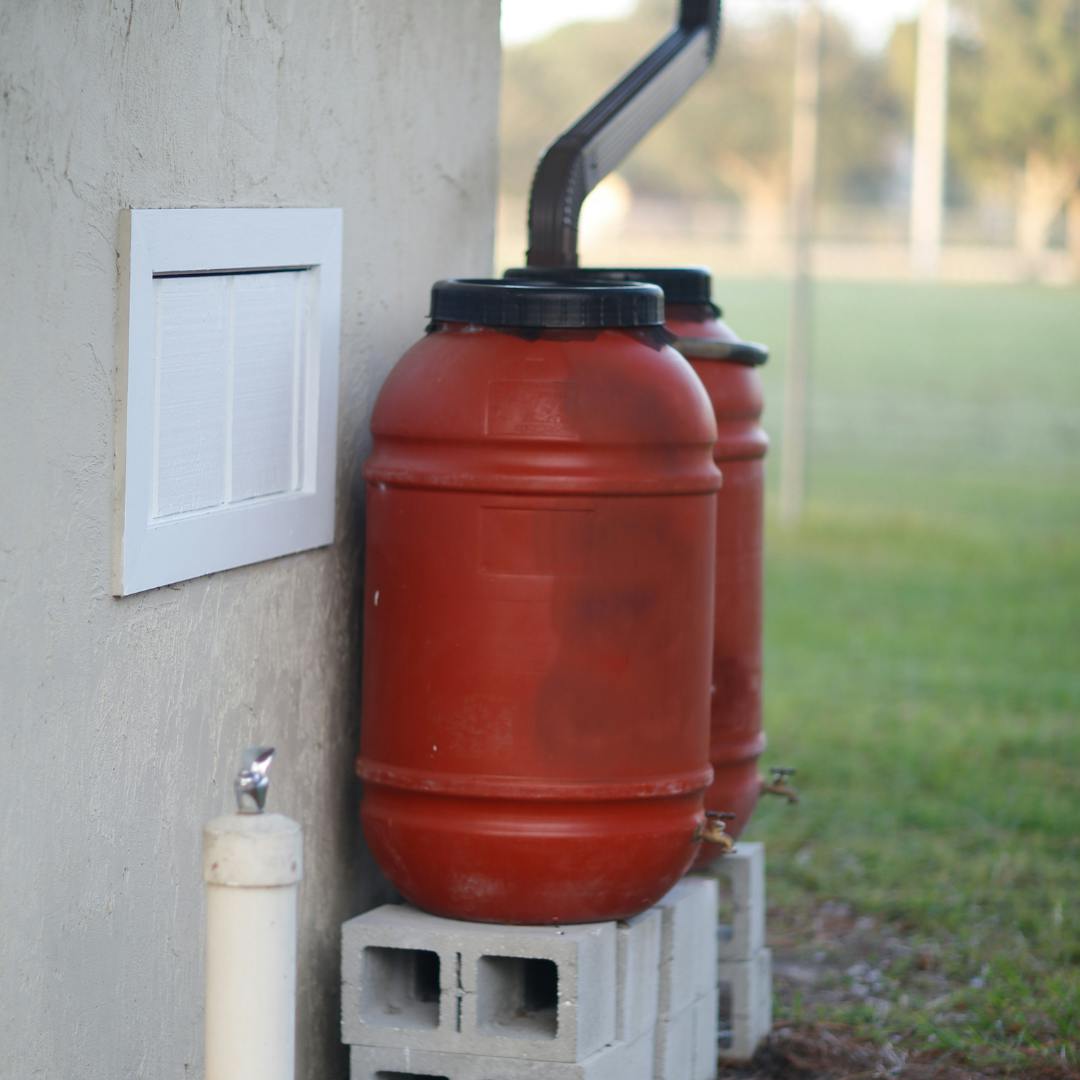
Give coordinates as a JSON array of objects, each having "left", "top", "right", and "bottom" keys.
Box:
[
  {"left": 698, "top": 810, "right": 736, "bottom": 854},
  {"left": 761, "top": 766, "right": 799, "bottom": 804}
]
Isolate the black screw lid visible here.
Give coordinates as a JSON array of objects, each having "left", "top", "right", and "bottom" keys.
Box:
[
  {"left": 430, "top": 278, "right": 664, "bottom": 330},
  {"left": 504, "top": 266, "right": 713, "bottom": 308}
]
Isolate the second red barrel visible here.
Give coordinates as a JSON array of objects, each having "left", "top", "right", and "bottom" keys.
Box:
[
  {"left": 358, "top": 279, "right": 722, "bottom": 924},
  {"left": 506, "top": 267, "right": 769, "bottom": 857}
]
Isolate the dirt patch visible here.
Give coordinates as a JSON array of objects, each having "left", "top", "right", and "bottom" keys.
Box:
[
  {"left": 720, "top": 1022, "right": 976, "bottom": 1078},
  {"left": 718, "top": 1023, "right": 1080, "bottom": 1079},
  {"left": 714, "top": 899, "right": 1080, "bottom": 1079},
  {"left": 766, "top": 898, "right": 957, "bottom": 1017}
]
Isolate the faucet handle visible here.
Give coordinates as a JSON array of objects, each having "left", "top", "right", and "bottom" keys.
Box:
[{"left": 235, "top": 746, "right": 275, "bottom": 814}]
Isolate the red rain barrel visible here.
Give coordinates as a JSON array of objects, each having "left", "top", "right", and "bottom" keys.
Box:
[
  {"left": 358, "top": 279, "right": 722, "bottom": 924},
  {"left": 506, "top": 267, "right": 769, "bottom": 857}
]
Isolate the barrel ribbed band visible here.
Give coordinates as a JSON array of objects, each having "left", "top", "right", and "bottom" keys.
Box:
[
  {"left": 356, "top": 758, "right": 713, "bottom": 801},
  {"left": 364, "top": 441, "right": 722, "bottom": 495}
]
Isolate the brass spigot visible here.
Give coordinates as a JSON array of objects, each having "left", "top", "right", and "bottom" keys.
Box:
[
  {"left": 761, "top": 766, "right": 799, "bottom": 804},
  {"left": 699, "top": 810, "right": 736, "bottom": 854}
]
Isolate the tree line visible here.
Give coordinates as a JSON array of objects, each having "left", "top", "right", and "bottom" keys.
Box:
[{"left": 500, "top": 0, "right": 1080, "bottom": 267}]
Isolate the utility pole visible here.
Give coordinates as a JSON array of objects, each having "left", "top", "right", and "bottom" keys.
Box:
[
  {"left": 910, "top": 0, "right": 949, "bottom": 276},
  {"left": 779, "top": 0, "right": 822, "bottom": 525}
]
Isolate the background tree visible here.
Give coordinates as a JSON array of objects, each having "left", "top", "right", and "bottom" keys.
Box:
[
  {"left": 891, "top": 0, "right": 1080, "bottom": 269},
  {"left": 500, "top": 0, "right": 905, "bottom": 252}
]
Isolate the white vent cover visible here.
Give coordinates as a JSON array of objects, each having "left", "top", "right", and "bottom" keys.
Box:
[{"left": 115, "top": 208, "right": 342, "bottom": 595}]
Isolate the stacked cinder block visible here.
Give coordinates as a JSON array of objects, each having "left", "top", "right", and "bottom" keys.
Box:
[
  {"left": 342, "top": 876, "right": 720, "bottom": 1080},
  {"left": 652, "top": 877, "right": 720, "bottom": 1080},
  {"left": 708, "top": 841, "right": 773, "bottom": 1062}
]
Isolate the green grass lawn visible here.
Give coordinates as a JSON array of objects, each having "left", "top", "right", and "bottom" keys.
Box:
[{"left": 717, "top": 280, "right": 1080, "bottom": 1075}]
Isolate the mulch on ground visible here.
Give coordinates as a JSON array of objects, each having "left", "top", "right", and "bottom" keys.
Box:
[{"left": 719, "top": 1021, "right": 1080, "bottom": 1079}]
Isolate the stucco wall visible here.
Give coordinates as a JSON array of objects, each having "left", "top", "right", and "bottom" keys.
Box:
[{"left": 0, "top": 2, "right": 500, "bottom": 1077}]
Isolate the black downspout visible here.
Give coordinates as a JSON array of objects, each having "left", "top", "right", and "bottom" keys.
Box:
[{"left": 525, "top": 0, "right": 722, "bottom": 269}]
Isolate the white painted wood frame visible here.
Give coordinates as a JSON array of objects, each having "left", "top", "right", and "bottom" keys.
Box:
[{"left": 115, "top": 208, "right": 343, "bottom": 595}]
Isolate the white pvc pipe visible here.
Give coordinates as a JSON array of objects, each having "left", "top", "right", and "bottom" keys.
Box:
[{"left": 203, "top": 810, "right": 303, "bottom": 1080}]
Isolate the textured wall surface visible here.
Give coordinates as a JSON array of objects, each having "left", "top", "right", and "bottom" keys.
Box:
[{"left": 0, "top": 2, "right": 500, "bottom": 1077}]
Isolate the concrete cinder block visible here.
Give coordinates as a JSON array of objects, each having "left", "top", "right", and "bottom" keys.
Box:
[
  {"left": 711, "top": 842, "right": 765, "bottom": 962},
  {"left": 717, "top": 947, "right": 772, "bottom": 1022},
  {"left": 614, "top": 908, "right": 661, "bottom": 1042},
  {"left": 342, "top": 904, "right": 616, "bottom": 1063},
  {"left": 456, "top": 920, "right": 616, "bottom": 1062},
  {"left": 654, "top": 876, "right": 718, "bottom": 1016},
  {"left": 653, "top": 1001, "right": 694, "bottom": 1080},
  {"left": 716, "top": 948, "right": 772, "bottom": 1063},
  {"left": 691, "top": 988, "right": 719, "bottom": 1080},
  {"left": 341, "top": 904, "right": 459, "bottom": 1049},
  {"left": 348, "top": 1029, "right": 654, "bottom": 1080},
  {"left": 695, "top": 879, "right": 719, "bottom": 1001}
]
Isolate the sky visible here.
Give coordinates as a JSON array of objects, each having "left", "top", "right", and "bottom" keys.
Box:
[{"left": 501, "top": 0, "right": 923, "bottom": 49}]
